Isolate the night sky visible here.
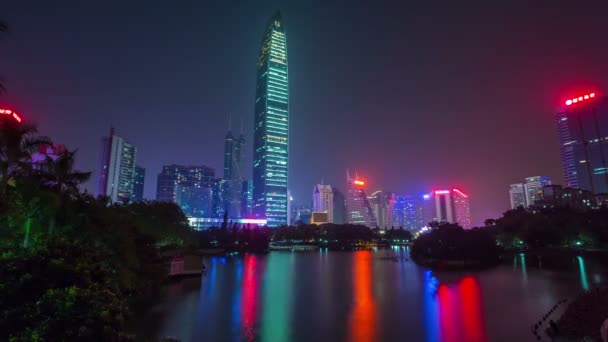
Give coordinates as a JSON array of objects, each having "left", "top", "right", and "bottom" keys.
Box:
[{"left": 2, "top": 1, "right": 608, "bottom": 225}]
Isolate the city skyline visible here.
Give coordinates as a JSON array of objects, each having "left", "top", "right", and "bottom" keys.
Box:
[{"left": 3, "top": 2, "right": 608, "bottom": 226}]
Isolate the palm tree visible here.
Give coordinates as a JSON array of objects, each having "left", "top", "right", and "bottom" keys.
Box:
[
  {"left": 41, "top": 148, "right": 91, "bottom": 193},
  {"left": 0, "top": 117, "right": 51, "bottom": 196}
]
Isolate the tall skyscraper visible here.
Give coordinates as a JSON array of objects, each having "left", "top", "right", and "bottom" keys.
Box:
[
  {"left": 432, "top": 188, "right": 471, "bottom": 228},
  {"left": 313, "top": 184, "right": 334, "bottom": 223},
  {"left": 557, "top": 92, "right": 608, "bottom": 194},
  {"left": 223, "top": 125, "right": 246, "bottom": 218},
  {"left": 346, "top": 171, "right": 376, "bottom": 227},
  {"left": 369, "top": 191, "right": 395, "bottom": 229},
  {"left": 509, "top": 183, "right": 527, "bottom": 209},
  {"left": 252, "top": 11, "right": 289, "bottom": 227},
  {"left": 394, "top": 195, "right": 425, "bottom": 230},
  {"left": 156, "top": 165, "right": 215, "bottom": 216},
  {"left": 524, "top": 176, "right": 552, "bottom": 207},
  {"left": 97, "top": 127, "right": 137, "bottom": 203},
  {"left": 132, "top": 165, "right": 145, "bottom": 202},
  {"left": 212, "top": 179, "right": 231, "bottom": 218},
  {"left": 332, "top": 188, "right": 347, "bottom": 224}
]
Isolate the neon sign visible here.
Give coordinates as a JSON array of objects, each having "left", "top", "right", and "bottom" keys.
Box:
[
  {"left": 0, "top": 108, "right": 22, "bottom": 123},
  {"left": 565, "top": 92, "right": 596, "bottom": 106}
]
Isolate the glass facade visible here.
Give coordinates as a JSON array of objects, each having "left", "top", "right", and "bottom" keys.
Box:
[
  {"left": 155, "top": 164, "right": 215, "bottom": 217},
  {"left": 132, "top": 165, "right": 145, "bottom": 202},
  {"left": 557, "top": 96, "right": 608, "bottom": 194},
  {"left": 253, "top": 12, "right": 289, "bottom": 226},
  {"left": 97, "top": 127, "right": 137, "bottom": 203}
]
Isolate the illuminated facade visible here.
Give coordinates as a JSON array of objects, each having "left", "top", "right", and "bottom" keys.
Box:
[
  {"left": 98, "top": 127, "right": 137, "bottom": 203},
  {"left": 432, "top": 188, "right": 471, "bottom": 228},
  {"left": 369, "top": 191, "right": 395, "bottom": 229},
  {"left": 252, "top": 11, "right": 289, "bottom": 226},
  {"left": 346, "top": 170, "right": 376, "bottom": 227},
  {"left": 224, "top": 128, "right": 246, "bottom": 218},
  {"left": 313, "top": 184, "right": 334, "bottom": 223},
  {"left": 394, "top": 195, "right": 425, "bottom": 230},
  {"left": 156, "top": 165, "right": 215, "bottom": 217},
  {"left": 557, "top": 92, "right": 608, "bottom": 194},
  {"left": 509, "top": 183, "right": 527, "bottom": 209},
  {"left": 132, "top": 165, "right": 145, "bottom": 202},
  {"left": 524, "top": 176, "right": 552, "bottom": 206}
]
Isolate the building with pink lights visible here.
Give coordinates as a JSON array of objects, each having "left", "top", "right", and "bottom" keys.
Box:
[{"left": 432, "top": 188, "right": 471, "bottom": 229}]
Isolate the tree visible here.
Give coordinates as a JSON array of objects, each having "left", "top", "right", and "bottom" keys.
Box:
[
  {"left": 39, "top": 148, "right": 91, "bottom": 193},
  {"left": 0, "top": 117, "right": 51, "bottom": 196}
]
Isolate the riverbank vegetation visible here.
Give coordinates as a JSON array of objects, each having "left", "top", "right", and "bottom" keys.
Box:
[{"left": 0, "top": 114, "right": 194, "bottom": 340}]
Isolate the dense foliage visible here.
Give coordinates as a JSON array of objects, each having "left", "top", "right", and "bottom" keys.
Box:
[
  {"left": 0, "top": 114, "right": 193, "bottom": 340},
  {"left": 487, "top": 206, "right": 608, "bottom": 249},
  {"left": 411, "top": 222, "right": 500, "bottom": 268}
]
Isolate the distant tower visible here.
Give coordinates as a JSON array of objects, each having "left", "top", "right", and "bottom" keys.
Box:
[
  {"left": 252, "top": 11, "right": 289, "bottom": 226},
  {"left": 132, "top": 166, "right": 145, "bottom": 202},
  {"left": 223, "top": 118, "right": 245, "bottom": 218},
  {"left": 345, "top": 170, "right": 376, "bottom": 227},
  {"left": 98, "top": 127, "right": 137, "bottom": 203},
  {"left": 313, "top": 184, "right": 334, "bottom": 223}
]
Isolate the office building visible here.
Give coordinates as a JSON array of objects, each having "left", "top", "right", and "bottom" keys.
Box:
[
  {"left": 557, "top": 92, "right": 608, "bottom": 194},
  {"left": 224, "top": 126, "right": 246, "bottom": 218},
  {"left": 432, "top": 188, "right": 471, "bottom": 228},
  {"left": 252, "top": 11, "right": 290, "bottom": 226},
  {"left": 509, "top": 183, "right": 527, "bottom": 209},
  {"left": 212, "top": 179, "right": 231, "bottom": 218},
  {"left": 131, "top": 166, "right": 145, "bottom": 202},
  {"left": 346, "top": 171, "right": 376, "bottom": 227},
  {"left": 97, "top": 127, "right": 137, "bottom": 203},
  {"left": 311, "top": 212, "right": 329, "bottom": 225},
  {"left": 156, "top": 165, "right": 215, "bottom": 216},
  {"left": 332, "top": 188, "right": 347, "bottom": 224},
  {"left": 313, "top": 184, "right": 334, "bottom": 223},
  {"left": 241, "top": 180, "right": 253, "bottom": 217},
  {"left": 524, "top": 176, "right": 552, "bottom": 207},
  {"left": 369, "top": 191, "right": 395, "bottom": 229},
  {"left": 393, "top": 195, "right": 425, "bottom": 230}
]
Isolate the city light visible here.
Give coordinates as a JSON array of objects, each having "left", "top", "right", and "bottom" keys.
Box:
[
  {"left": 354, "top": 180, "right": 365, "bottom": 186},
  {"left": 0, "top": 108, "right": 22, "bottom": 123},
  {"left": 565, "top": 92, "right": 597, "bottom": 106},
  {"left": 452, "top": 188, "right": 468, "bottom": 198},
  {"left": 434, "top": 190, "right": 450, "bottom": 195}
]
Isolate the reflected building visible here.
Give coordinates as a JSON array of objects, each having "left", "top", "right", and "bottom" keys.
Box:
[
  {"left": 252, "top": 11, "right": 290, "bottom": 226},
  {"left": 97, "top": 127, "right": 137, "bottom": 203},
  {"left": 346, "top": 170, "right": 376, "bottom": 227}
]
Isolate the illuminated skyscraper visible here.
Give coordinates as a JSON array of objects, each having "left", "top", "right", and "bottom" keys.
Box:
[
  {"left": 313, "top": 184, "right": 334, "bottom": 223},
  {"left": 557, "top": 92, "right": 608, "bottom": 194},
  {"left": 156, "top": 165, "right": 214, "bottom": 216},
  {"left": 432, "top": 188, "right": 471, "bottom": 228},
  {"left": 224, "top": 125, "right": 245, "bottom": 218},
  {"left": 524, "top": 176, "right": 552, "bottom": 206},
  {"left": 346, "top": 171, "right": 376, "bottom": 227},
  {"left": 369, "top": 191, "right": 395, "bottom": 229},
  {"left": 509, "top": 183, "right": 527, "bottom": 209},
  {"left": 98, "top": 127, "right": 137, "bottom": 203},
  {"left": 132, "top": 165, "right": 145, "bottom": 202},
  {"left": 252, "top": 11, "right": 289, "bottom": 226}
]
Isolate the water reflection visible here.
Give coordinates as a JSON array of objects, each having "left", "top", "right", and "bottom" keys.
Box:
[
  {"left": 519, "top": 253, "right": 528, "bottom": 282},
  {"left": 241, "top": 255, "right": 261, "bottom": 341},
  {"left": 261, "top": 253, "right": 293, "bottom": 341},
  {"left": 424, "top": 271, "right": 487, "bottom": 342},
  {"left": 349, "top": 251, "right": 377, "bottom": 342},
  {"left": 576, "top": 256, "right": 589, "bottom": 291}
]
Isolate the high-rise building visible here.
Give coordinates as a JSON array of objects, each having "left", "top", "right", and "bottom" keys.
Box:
[
  {"left": 524, "top": 176, "right": 552, "bottom": 207},
  {"left": 252, "top": 11, "right": 289, "bottom": 227},
  {"left": 557, "top": 92, "right": 608, "bottom": 194},
  {"left": 97, "top": 127, "right": 137, "bottom": 203},
  {"left": 132, "top": 166, "right": 145, "bottom": 202},
  {"left": 509, "top": 183, "right": 527, "bottom": 209},
  {"left": 346, "top": 171, "right": 376, "bottom": 227},
  {"left": 369, "top": 191, "right": 395, "bottom": 229},
  {"left": 212, "top": 179, "right": 231, "bottom": 218},
  {"left": 312, "top": 184, "right": 334, "bottom": 223},
  {"left": 421, "top": 193, "right": 436, "bottom": 227},
  {"left": 332, "top": 188, "right": 347, "bottom": 224},
  {"left": 241, "top": 180, "right": 253, "bottom": 217},
  {"left": 432, "top": 188, "right": 471, "bottom": 228},
  {"left": 224, "top": 126, "right": 246, "bottom": 218},
  {"left": 156, "top": 165, "right": 215, "bottom": 216},
  {"left": 393, "top": 195, "right": 425, "bottom": 230}
]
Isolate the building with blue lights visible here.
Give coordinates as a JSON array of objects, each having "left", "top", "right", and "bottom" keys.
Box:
[{"left": 252, "top": 11, "right": 290, "bottom": 226}]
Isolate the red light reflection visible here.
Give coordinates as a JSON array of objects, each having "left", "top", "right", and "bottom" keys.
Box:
[
  {"left": 241, "top": 255, "right": 259, "bottom": 341},
  {"left": 349, "top": 251, "right": 376, "bottom": 342}
]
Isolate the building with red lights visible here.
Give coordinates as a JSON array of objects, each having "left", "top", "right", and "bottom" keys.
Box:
[
  {"left": 557, "top": 92, "right": 608, "bottom": 194},
  {"left": 346, "top": 170, "right": 376, "bottom": 227},
  {"left": 432, "top": 188, "right": 471, "bottom": 228}
]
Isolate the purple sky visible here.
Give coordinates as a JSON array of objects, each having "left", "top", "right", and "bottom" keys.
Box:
[{"left": 2, "top": 1, "right": 608, "bottom": 225}]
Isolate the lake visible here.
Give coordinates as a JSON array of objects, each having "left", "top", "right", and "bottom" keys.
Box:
[{"left": 139, "top": 247, "right": 606, "bottom": 341}]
